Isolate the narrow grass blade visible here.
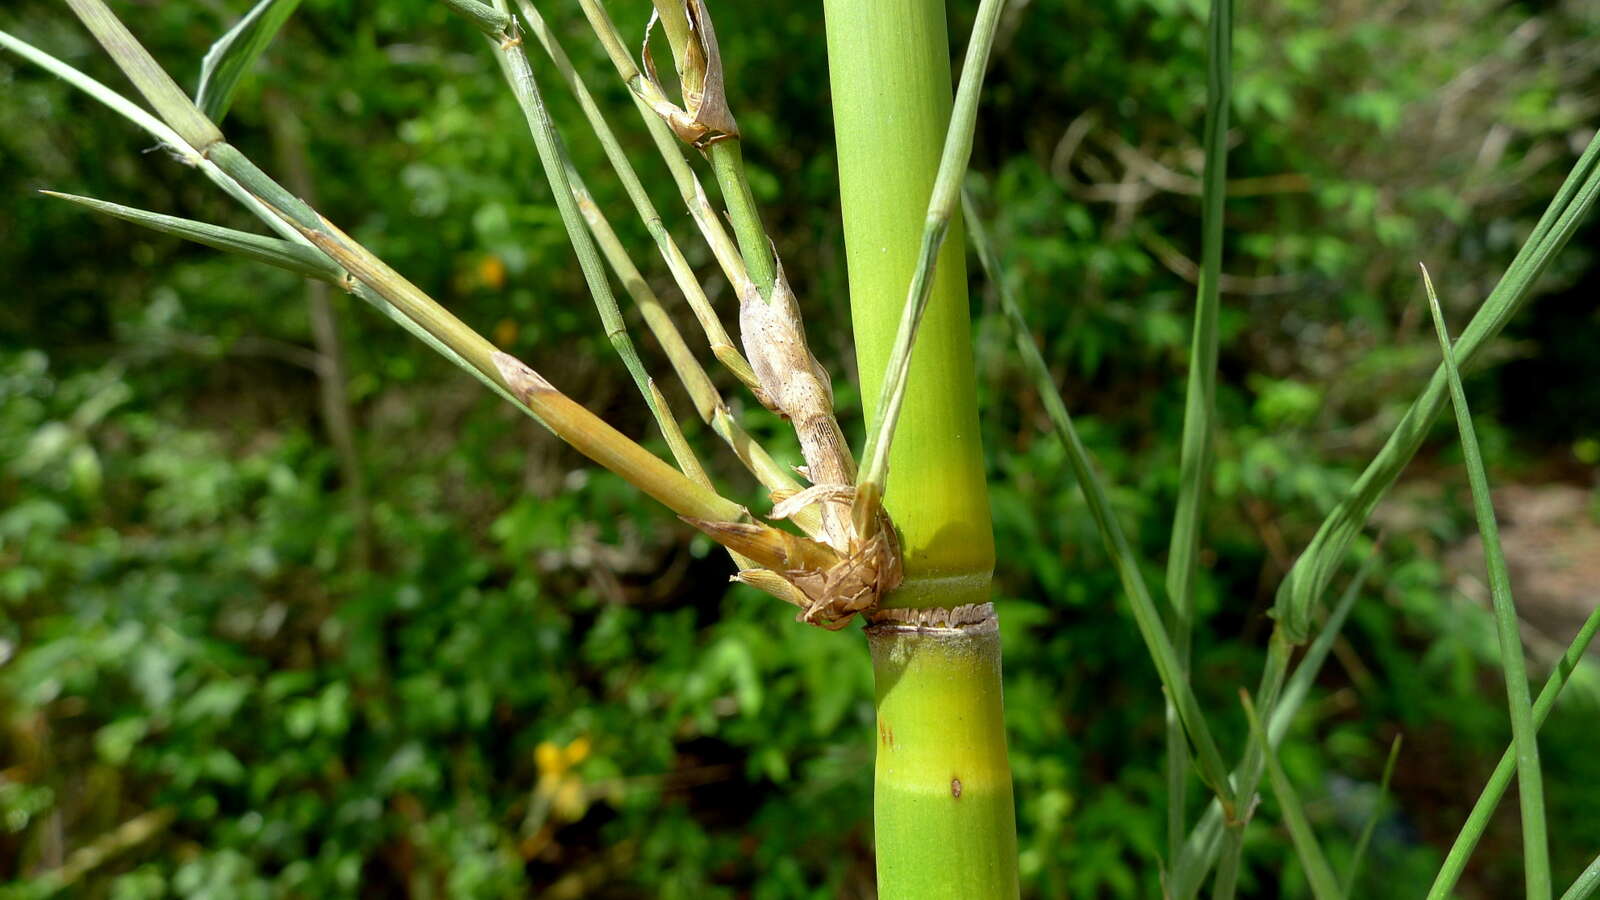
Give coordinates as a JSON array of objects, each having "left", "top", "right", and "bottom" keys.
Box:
[
  {"left": 965, "top": 190, "right": 1236, "bottom": 813},
  {"left": 1240, "top": 690, "right": 1343, "bottom": 900},
  {"left": 851, "top": 0, "right": 1006, "bottom": 537},
  {"left": 1277, "top": 131, "right": 1600, "bottom": 641},
  {"left": 194, "top": 0, "right": 305, "bottom": 122},
  {"left": 1165, "top": 0, "right": 1234, "bottom": 861},
  {"left": 63, "top": 0, "right": 224, "bottom": 151},
  {"left": 42, "top": 191, "right": 341, "bottom": 283},
  {"left": 1344, "top": 735, "right": 1401, "bottom": 899},
  {"left": 1170, "top": 544, "right": 1382, "bottom": 900},
  {"left": 0, "top": 28, "right": 191, "bottom": 159},
  {"left": 1561, "top": 852, "right": 1600, "bottom": 900},
  {"left": 1424, "top": 263, "right": 1549, "bottom": 898},
  {"left": 1427, "top": 606, "right": 1600, "bottom": 898}
]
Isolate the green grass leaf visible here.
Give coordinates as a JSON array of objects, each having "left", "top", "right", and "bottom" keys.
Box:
[
  {"left": 1561, "top": 852, "right": 1600, "bottom": 900},
  {"left": 1240, "top": 690, "right": 1343, "bottom": 900},
  {"left": 194, "top": 0, "right": 305, "bottom": 122},
  {"left": 42, "top": 191, "right": 341, "bottom": 284},
  {"left": 1165, "top": 0, "right": 1232, "bottom": 864},
  {"left": 1426, "top": 606, "right": 1600, "bottom": 898},
  {"left": 1423, "top": 264, "right": 1549, "bottom": 899}
]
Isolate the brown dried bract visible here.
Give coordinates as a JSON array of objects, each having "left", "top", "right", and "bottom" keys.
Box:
[
  {"left": 639, "top": 0, "right": 739, "bottom": 148},
  {"left": 688, "top": 513, "right": 902, "bottom": 630}
]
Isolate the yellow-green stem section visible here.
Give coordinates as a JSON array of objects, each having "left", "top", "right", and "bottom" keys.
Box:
[
  {"left": 869, "top": 620, "right": 1018, "bottom": 899},
  {"left": 826, "top": 0, "right": 1014, "bottom": 894},
  {"left": 824, "top": 0, "right": 993, "bottom": 604}
]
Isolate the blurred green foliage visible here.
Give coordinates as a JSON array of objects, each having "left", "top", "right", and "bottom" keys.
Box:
[{"left": 3, "top": 0, "right": 1600, "bottom": 896}]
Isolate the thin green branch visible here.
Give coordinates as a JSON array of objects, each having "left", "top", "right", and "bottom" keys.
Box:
[
  {"left": 1561, "top": 852, "right": 1600, "bottom": 900},
  {"left": 705, "top": 140, "right": 776, "bottom": 296},
  {"left": 1423, "top": 264, "right": 1549, "bottom": 899},
  {"left": 1344, "top": 735, "right": 1401, "bottom": 899},
  {"left": 572, "top": 0, "right": 760, "bottom": 380},
  {"left": 1240, "top": 690, "right": 1342, "bottom": 900},
  {"left": 461, "top": 0, "right": 706, "bottom": 481},
  {"left": 965, "top": 190, "right": 1236, "bottom": 814},
  {"left": 1426, "top": 605, "right": 1600, "bottom": 899},
  {"left": 517, "top": 0, "right": 756, "bottom": 390},
  {"left": 851, "top": 0, "right": 1006, "bottom": 537},
  {"left": 1165, "top": 0, "right": 1232, "bottom": 862}
]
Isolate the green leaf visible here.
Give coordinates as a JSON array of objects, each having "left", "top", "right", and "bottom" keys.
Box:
[
  {"left": 1165, "top": 0, "right": 1232, "bottom": 865},
  {"left": 1344, "top": 735, "right": 1401, "bottom": 899},
  {"left": 1423, "top": 264, "right": 1549, "bottom": 899},
  {"left": 1561, "top": 853, "right": 1600, "bottom": 900},
  {"left": 194, "top": 0, "right": 305, "bottom": 122},
  {"left": 1426, "top": 608, "right": 1600, "bottom": 899},
  {"left": 1240, "top": 690, "right": 1342, "bottom": 900},
  {"left": 43, "top": 191, "right": 343, "bottom": 284}
]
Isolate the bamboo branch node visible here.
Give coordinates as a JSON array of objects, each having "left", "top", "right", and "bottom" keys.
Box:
[
  {"left": 865, "top": 602, "right": 998, "bottom": 633},
  {"left": 637, "top": 0, "right": 739, "bottom": 147}
]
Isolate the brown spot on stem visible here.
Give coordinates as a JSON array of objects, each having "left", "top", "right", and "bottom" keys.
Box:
[{"left": 950, "top": 777, "right": 962, "bottom": 799}]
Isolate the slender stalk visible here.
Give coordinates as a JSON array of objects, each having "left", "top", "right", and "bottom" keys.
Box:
[
  {"left": 467, "top": 0, "right": 707, "bottom": 483},
  {"left": 1164, "top": 0, "right": 1232, "bottom": 862},
  {"left": 1240, "top": 691, "right": 1342, "bottom": 900},
  {"left": 1424, "top": 265, "right": 1549, "bottom": 899},
  {"left": 1561, "top": 852, "right": 1600, "bottom": 900},
  {"left": 705, "top": 140, "right": 777, "bottom": 296},
  {"left": 965, "top": 193, "right": 1237, "bottom": 811},
  {"left": 519, "top": 0, "right": 756, "bottom": 390},
  {"left": 824, "top": 0, "right": 1015, "bottom": 893},
  {"left": 1211, "top": 628, "right": 1290, "bottom": 900},
  {"left": 1427, "top": 605, "right": 1600, "bottom": 899}
]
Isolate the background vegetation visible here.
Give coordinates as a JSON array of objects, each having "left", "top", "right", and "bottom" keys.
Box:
[{"left": 3, "top": 0, "right": 1599, "bottom": 895}]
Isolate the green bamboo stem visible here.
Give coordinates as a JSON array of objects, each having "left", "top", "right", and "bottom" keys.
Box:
[
  {"left": 824, "top": 0, "right": 1015, "bottom": 894},
  {"left": 868, "top": 609, "right": 1018, "bottom": 898},
  {"left": 519, "top": 0, "right": 756, "bottom": 390},
  {"left": 825, "top": 0, "right": 993, "bottom": 611},
  {"left": 850, "top": 0, "right": 1005, "bottom": 540}
]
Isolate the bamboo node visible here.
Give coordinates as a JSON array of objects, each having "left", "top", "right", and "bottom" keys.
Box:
[{"left": 864, "top": 602, "right": 997, "bottom": 633}]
